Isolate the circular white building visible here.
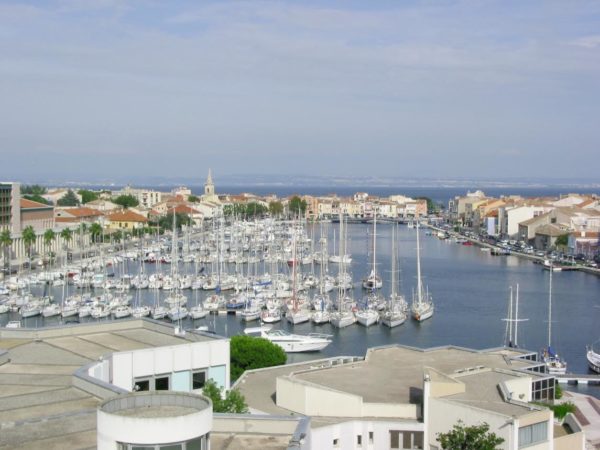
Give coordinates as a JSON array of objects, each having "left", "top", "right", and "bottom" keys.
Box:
[{"left": 97, "top": 391, "right": 212, "bottom": 450}]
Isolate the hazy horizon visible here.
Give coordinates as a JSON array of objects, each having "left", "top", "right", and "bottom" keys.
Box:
[{"left": 1, "top": 1, "right": 599, "bottom": 179}]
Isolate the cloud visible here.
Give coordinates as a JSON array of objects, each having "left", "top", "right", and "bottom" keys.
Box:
[{"left": 571, "top": 35, "right": 600, "bottom": 49}]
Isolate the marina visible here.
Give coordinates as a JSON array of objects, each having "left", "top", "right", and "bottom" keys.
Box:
[{"left": 2, "top": 218, "right": 599, "bottom": 380}]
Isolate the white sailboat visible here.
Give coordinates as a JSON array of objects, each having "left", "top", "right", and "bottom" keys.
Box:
[
  {"left": 286, "top": 228, "right": 310, "bottom": 325},
  {"left": 411, "top": 222, "right": 434, "bottom": 322},
  {"left": 381, "top": 224, "right": 407, "bottom": 328},
  {"left": 541, "top": 264, "right": 567, "bottom": 374},
  {"left": 362, "top": 214, "right": 382, "bottom": 290},
  {"left": 330, "top": 215, "right": 356, "bottom": 328}
]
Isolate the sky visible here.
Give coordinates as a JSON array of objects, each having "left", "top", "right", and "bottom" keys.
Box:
[{"left": 1, "top": 0, "right": 599, "bottom": 182}]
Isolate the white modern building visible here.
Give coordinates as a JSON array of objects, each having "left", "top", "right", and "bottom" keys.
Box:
[{"left": 235, "top": 345, "right": 586, "bottom": 450}]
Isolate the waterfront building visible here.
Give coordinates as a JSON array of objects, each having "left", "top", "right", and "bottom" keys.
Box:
[
  {"left": 105, "top": 210, "right": 148, "bottom": 230},
  {"left": 499, "top": 204, "right": 554, "bottom": 238},
  {"left": 55, "top": 206, "right": 104, "bottom": 226},
  {"left": 115, "top": 185, "right": 163, "bottom": 209},
  {"left": 85, "top": 198, "right": 121, "bottom": 212},
  {"left": 236, "top": 345, "right": 585, "bottom": 450},
  {"left": 167, "top": 204, "right": 204, "bottom": 227},
  {"left": 0, "top": 181, "right": 21, "bottom": 234},
  {"left": 20, "top": 198, "right": 54, "bottom": 232},
  {"left": 568, "top": 230, "right": 600, "bottom": 258}
]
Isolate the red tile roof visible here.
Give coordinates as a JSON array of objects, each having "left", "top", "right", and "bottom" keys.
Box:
[
  {"left": 20, "top": 198, "right": 52, "bottom": 209},
  {"left": 107, "top": 210, "right": 148, "bottom": 223},
  {"left": 59, "top": 207, "right": 104, "bottom": 217},
  {"left": 168, "top": 205, "right": 200, "bottom": 215}
]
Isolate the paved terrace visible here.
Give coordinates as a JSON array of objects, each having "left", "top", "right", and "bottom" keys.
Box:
[{"left": 0, "top": 319, "right": 221, "bottom": 450}]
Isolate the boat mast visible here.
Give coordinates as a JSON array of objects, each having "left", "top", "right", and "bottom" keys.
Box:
[
  {"left": 416, "top": 221, "right": 422, "bottom": 306},
  {"left": 509, "top": 286, "right": 513, "bottom": 346},
  {"left": 515, "top": 284, "right": 520, "bottom": 347},
  {"left": 391, "top": 224, "right": 397, "bottom": 298},
  {"left": 548, "top": 263, "right": 553, "bottom": 348},
  {"left": 373, "top": 211, "right": 377, "bottom": 281}
]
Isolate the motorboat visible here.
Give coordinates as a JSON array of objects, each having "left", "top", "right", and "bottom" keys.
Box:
[
  {"left": 132, "top": 305, "right": 151, "bottom": 318},
  {"left": 587, "top": 342, "right": 600, "bottom": 373},
  {"left": 244, "top": 326, "right": 332, "bottom": 353},
  {"left": 112, "top": 305, "right": 132, "bottom": 319}
]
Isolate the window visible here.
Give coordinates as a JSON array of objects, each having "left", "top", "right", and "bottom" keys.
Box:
[
  {"left": 519, "top": 421, "right": 547, "bottom": 448},
  {"left": 192, "top": 371, "right": 207, "bottom": 390},
  {"left": 155, "top": 375, "right": 170, "bottom": 391},
  {"left": 134, "top": 379, "right": 150, "bottom": 391},
  {"left": 369, "top": 432, "right": 374, "bottom": 444},
  {"left": 333, "top": 438, "right": 339, "bottom": 447},
  {"left": 357, "top": 435, "right": 362, "bottom": 446},
  {"left": 390, "top": 431, "right": 400, "bottom": 449}
]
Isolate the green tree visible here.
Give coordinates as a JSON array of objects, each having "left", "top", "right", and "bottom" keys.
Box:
[
  {"left": 0, "top": 229, "right": 12, "bottom": 272},
  {"left": 60, "top": 228, "right": 73, "bottom": 256},
  {"left": 201, "top": 379, "right": 248, "bottom": 413},
  {"left": 555, "top": 234, "right": 569, "bottom": 248},
  {"left": 22, "top": 194, "right": 50, "bottom": 205},
  {"left": 57, "top": 189, "right": 80, "bottom": 206},
  {"left": 230, "top": 335, "right": 287, "bottom": 381},
  {"left": 21, "top": 185, "right": 47, "bottom": 195},
  {"left": 78, "top": 189, "right": 99, "bottom": 204},
  {"left": 437, "top": 421, "right": 504, "bottom": 450},
  {"left": 90, "top": 222, "right": 103, "bottom": 244},
  {"left": 269, "top": 201, "right": 284, "bottom": 216},
  {"left": 22, "top": 185, "right": 49, "bottom": 205},
  {"left": 150, "top": 212, "right": 192, "bottom": 232},
  {"left": 112, "top": 230, "right": 123, "bottom": 244},
  {"left": 188, "top": 194, "right": 199, "bottom": 203},
  {"left": 289, "top": 196, "right": 307, "bottom": 216},
  {"left": 113, "top": 194, "right": 139, "bottom": 208},
  {"left": 43, "top": 229, "right": 56, "bottom": 265},
  {"left": 22, "top": 226, "right": 37, "bottom": 264}
]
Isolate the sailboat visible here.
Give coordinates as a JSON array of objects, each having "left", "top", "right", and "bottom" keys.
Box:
[
  {"left": 330, "top": 214, "right": 356, "bottom": 329},
  {"left": 381, "top": 224, "right": 407, "bottom": 328},
  {"left": 502, "top": 284, "right": 528, "bottom": 348},
  {"left": 541, "top": 264, "right": 567, "bottom": 374},
  {"left": 286, "top": 227, "right": 310, "bottom": 325},
  {"left": 362, "top": 213, "right": 382, "bottom": 289},
  {"left": 411, "top": 221, "right": 434, "bottom": 322}
]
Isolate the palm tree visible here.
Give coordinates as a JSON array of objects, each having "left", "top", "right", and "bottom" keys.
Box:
[
  {"left": 60, "top": 228, "right": 73, "bottom": 263},
  {"left": 22, "top": 226, "right": 36, "bottom": 270},
  {"left": 43, "top": 229, "right": 56, "bottom": 268},
  {"left": 0, "top": 228, "right": 12, "bottom": 273},
  {"left": 90, "top": 222, "right": 103, "bottom": 244}
]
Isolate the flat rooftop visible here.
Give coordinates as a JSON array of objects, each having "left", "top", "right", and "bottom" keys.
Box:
[
  {"left": 237, "top": 345, "right": 546, "bottom": 420},
  {"left": 0, "top": 319, "right": 220, "bottom": 450}
]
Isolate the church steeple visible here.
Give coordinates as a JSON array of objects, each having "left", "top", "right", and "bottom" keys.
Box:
[{"left": 204, "top": 169, "right": 215, "bottom": 197}]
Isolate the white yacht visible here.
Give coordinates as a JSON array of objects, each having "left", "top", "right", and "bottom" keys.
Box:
[
  {"left": 42, "top": 303, "right": 61, "bottom": 318},
  {"left": 245, "top": 326, "right": 332, "bottom": 353},
  {"left": 587, "top": 341, "right": 600, "bottom": 373}
]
